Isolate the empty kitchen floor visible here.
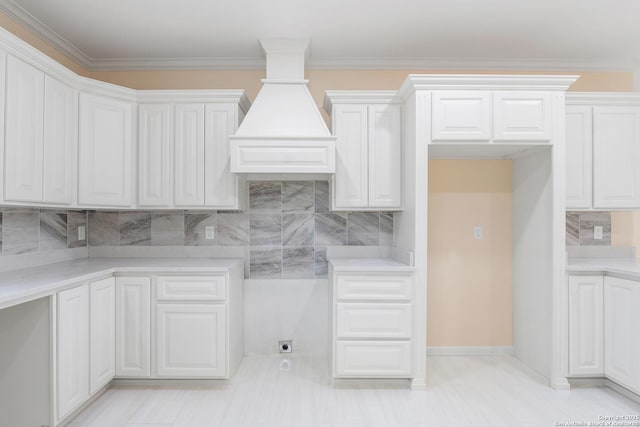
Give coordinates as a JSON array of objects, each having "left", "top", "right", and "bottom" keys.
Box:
[{"left": 67, "top": 356, "right": 640, "bottom": 427}]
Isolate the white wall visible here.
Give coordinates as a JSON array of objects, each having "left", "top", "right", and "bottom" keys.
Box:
[{"left": 512, "top": 147, "right": 553, "bottom": 379}]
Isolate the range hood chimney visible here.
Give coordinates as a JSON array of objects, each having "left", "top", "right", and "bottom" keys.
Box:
[{"left": 229, "top": 39, "right": 336, "bottom": 174}]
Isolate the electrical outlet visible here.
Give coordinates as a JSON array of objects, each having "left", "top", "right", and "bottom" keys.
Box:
[
  {"left": 473, "top": 226, "right": 483, "bottom": 240},
  {"left": 205, "top": 226, "right": 215, "bottom": 240},
  {"left": 594, "top": 225, "right": 603, "bottom": 240},
  {"left": 279, "top": 340, "right": 292, "bottom": 353},
  {"left": 78, "top": 225, "right": 86, "bottom": 241}
]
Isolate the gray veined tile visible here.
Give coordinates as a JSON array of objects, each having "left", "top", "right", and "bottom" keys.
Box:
[
  {"left": 282, "top": 181, "right": 314, "bottom": 213},
  {"left": 314, "top": 181, "right": 330, "bottom": 214},
  {"left": 2, "top": 211, "right": 39, "bottom": 255},
  {"left": 566, "top": 212, "right": 580, "bottom": 247},
  {"left": 184, "top": 213, "right": 217, "bottom": 246},
  {"left": 151, "top": 213, "right": 185, "bottom": 246},
  {"left": 347, "top": 212, "right": 380, "bottom": 246},
  {"left": 120, "top": 212, "right": 152, "bottom": 246},
  {"left": 250, "top": 214, "right": 282, "bottom": 246},
  {"left": 249, "top": 181, "right": 282, "bottom": 213},
  {"left": 314, "top": 246, "right": 328, "bottom": 277},
  {"left": 249, "top": 247, "right": 282, "bottom": 279},
  {"left": 67, "top": 211, "right": 88, "bottom": 249},
  {"left": 315, "top": 213, "right": 347, "bottom": 246},
  {"left": 282, "top": 247, "right": 315, "bottom": 279},
  {"left": 88, "top": 211, "right": 120, "bottom": 247},
  {"left": 282, "top": 214, "right": 314, "bottom": 247},
  {"left": 379, "top": 212, "right": 394, "bottom": 246},
  {"left": 578, "top": 211, "right": 611, "bottom": 246},
  {"left": 40, "top": 212, "right": 68, "bottom": 251},
  {"left": 216, "top": 213, "right": 249, "bottom": 246}
]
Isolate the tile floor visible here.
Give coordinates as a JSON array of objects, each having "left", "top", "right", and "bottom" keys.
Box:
[{"left": 67, "top": 356, "right": 640, "bottom": 427}]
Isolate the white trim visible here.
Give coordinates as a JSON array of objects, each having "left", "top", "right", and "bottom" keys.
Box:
[
  {"left": 400, "top": 75, "right": 579, "bottom": 95},
  {"left": 426, "top": 346, "right": 515, "bottom": 357},
  {"left": 136, "top": 90, "right": 250, "bottom": 112},
  {"left": 323, "top": 90, "right": 401, "bottom": 114},
  {"left": 565, "top": 92, "right": 640, "bottom": 105},
  {"left": 90, "top": 57, "right": 266, "bottom": 71}
]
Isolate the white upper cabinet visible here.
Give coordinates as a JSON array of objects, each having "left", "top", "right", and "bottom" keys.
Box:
[
  {"left": 565, "top": 106, "right": 593, "bottom": 209},
  {"left": 138, "top": 103, "right": 173, "bottom": 206},
  {"left": 4, "top": 55, "right": 45, "bottom": 202},
  {"left": 593, "top": 106, "right": 640, "bottom": 209},
  {"left": 431, "top": 91, "right": 492, "bottom": 142},
  {"left": 174, "top": 103, "right": 205, "bottom": 206},
  {"left": 326, "top": 92, "right": 402, "bottom": 211},
  {"left": 493, "top": 92, "right": 552, "bottom": 141},
  {"left": 78, "top": 93, "right": 134, "bottom": 207}
]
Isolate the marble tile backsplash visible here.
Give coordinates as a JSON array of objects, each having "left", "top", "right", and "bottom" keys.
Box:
[
  {"left": 566, "top": 211, "right": 611, "bottom": 246},
  {"left": 0, "top": 208, "right": 88, "bottom": 256}
]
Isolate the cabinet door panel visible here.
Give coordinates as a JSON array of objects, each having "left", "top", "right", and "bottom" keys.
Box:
[
  {"left": 368, "top": 104, "right": 401, "bottom": 208},
  {"left": 335, "top": 341, "right": 411, "bottom": 377},
  {"left": 493, "top": 92, "right": 552, "bottom": 141},
  {"left": 205, "top": 104, "right": 241, "bottom": 208},
  {"left": 565, "top": 106, "right": 593, "bottom": 209},
  {"left": 90, "top": 277, "right": 115, "bottom": 394},
  {"left": 156, "top": 304, "right": 226, "bottom": 377},
  {"left": 4, "top": 55, "right": 44, "bottom": 202},
  {"left": 333, "top": 104, "right": 368, "bottom": 209},
  {"left": 138, "top": 103, "right": 172, "bottom": 206},
  {"left": 431, "top": 91, "right": 491, "bottom": 141},
  {"left": 174, "top": 103, "right": 205, "bottom": 206},
  {"left": 115, "top": 277, "right": 151, "bottom": 377},
  {"left": 78, "top": 93, "right": 133, "bottom": 206},
  {"left": 57, "top": 285, "right": 89, "bottom": 421},
  {"left": 593, "top": 106, "right": 640, "bottom": 208},
  {"left": 336, "top": 303, "right": 412, "bottom": 338},
  {"left": 568, "top": 275, "right": 603, "bottom": 376}
]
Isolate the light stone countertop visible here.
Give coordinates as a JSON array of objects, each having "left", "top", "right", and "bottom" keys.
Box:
[
  {"left": 566, "top": 257, "right": 640, "bottom": 281},
  {"left": 328, "top": 258, "right": 415, "bottom": 272},
  {"left": 0, "top": 257, "right": 243, "bottom": 310}
]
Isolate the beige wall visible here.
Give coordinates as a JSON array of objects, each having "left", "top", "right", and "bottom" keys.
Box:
[{"left": 428, "top": 160, "right": 513, "bottom": 346}]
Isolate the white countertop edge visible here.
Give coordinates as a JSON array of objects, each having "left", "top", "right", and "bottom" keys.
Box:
[
  {"left": 328, "top": 257, "right": 415, "bottom": 272},
  {"left": 0, "top": 257, "right": 244, "bottom": 311},
  {"left": 566, "top": 258, "right": 640, "bottom": 281}
]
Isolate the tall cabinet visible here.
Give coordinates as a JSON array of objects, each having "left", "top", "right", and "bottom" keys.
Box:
[{"left": 137, "top": 91, "right": 249, "bottom": 209}]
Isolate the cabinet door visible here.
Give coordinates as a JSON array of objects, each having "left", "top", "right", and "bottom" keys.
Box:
[
  {"left": 43, "top": 75, "right": 76, "bottom": 204},
  {"left": 565, "top": 106, "right": 593, "bottom": 209},
  {"left": 368, "top": 104, "right": 401, "bottom": 208},
  {"left": 205, "top": 103, "right": 242, "bottom": 208},
  {"left": 138, "top": 103, "right": 173, "bottom": 206},
  {"left": 335, "top": 340, "right": 411, "bottom": 377},
  {"left": 493, "top": 92, "right": 552, "bottom": 141},
  {"left": 156, "top": 304, "right": 226, "bottom": 377},
  {"left": 174, "top": 103, "right": 205, "bottom": 206},
  {"left": 333, "top": 104, "right": 368, "bottom": 209},
  {"left": 57, "top": 284, "right": 90, "bottom": 420},
  {"left": 4, "top": 55, "right": 44, "bottom": 202},
  {"left": 78, "top": 93, "right": 133, "bottom": 206},
  {"left": 115, "top": 277, "right": 151, "bottom": 377},
  {"left": 604, "top": 277, "right": 640, "bottom": 392},
  {"left": 90, "top": 277, "right": 115, "bottom": 394},
  {"left": 593, "top": 106, "right": 640, "bottom": 209},
  {"left": 568, "top": 275, "right": 603, "bottom": 376},
  {"left": 431, "top": 91, "right": 491, "bottom": 141}
]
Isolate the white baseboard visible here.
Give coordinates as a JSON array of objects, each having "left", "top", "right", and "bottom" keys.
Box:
[{"left": 426, "top": 346, "right": 515, "bottom": 357}]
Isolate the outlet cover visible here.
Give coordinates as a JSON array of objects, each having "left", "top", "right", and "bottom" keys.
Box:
[
  {"left": 594, "top": 225, "right": 603, "bottom": 240},
  {"left": 205, "top": 226, "right": 215, "bottom": 240},
  {"left": 78, "top": 225, "right": 86, "bottom": 241},
  {"left": 473, "top": 226, "right": 483, "bottom": 240}
]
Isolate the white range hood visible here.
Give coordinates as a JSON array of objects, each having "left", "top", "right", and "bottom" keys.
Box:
[{"left": 229, "top": 39, "right": 336, "bottom": 174}]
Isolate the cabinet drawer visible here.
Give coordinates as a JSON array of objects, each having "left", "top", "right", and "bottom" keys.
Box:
[
  {"left": 336, "top": 303, "right": 412, "bottom": 338},
  {"left": 335, "top": 341, "right": 412, "bottom": 377},
  {"left": 336, "top": 274, "right": 412, "bottom": 301},
  {"left": 156, "top": 276, "right": 226, "bottom": 301}
]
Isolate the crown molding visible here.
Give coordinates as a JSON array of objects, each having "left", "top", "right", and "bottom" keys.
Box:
[
  {"left": 0, "top": 0, "right": 638, "bottom": 73},
  {"left": 565, "top": 92, "right": 640, "bottom": 105}
]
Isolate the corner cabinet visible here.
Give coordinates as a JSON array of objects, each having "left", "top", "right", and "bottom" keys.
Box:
[
  {"left": 78, "top": 92, "right": 135, "bottom": 207},
  {"left": 324, "top": 92, "right": 402, "bottom": 211},
  {"left": 137, "top": 92, "right": 249, "bottom": 209},
  {"left": 330, "top": 264, "right": 414, "bottom": 378},
  {"left": 565, "top": 93, "right": 640, "bottom": 209}
]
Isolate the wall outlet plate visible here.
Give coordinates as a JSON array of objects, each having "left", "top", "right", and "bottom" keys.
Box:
[
  {"left": 594, "top": 225, "right": 603, "bottom": 240},
  {"left": 279, "top": 340, "right": 292, "bottom": 353},
  {"left": 78, "top": 225, "right": 86, "bottom": 241},
  {"left": 205, "top": 226, "right": 215, "bottom": 240},
  {"left": 473, "top": 226, "right": 483, "bottom": 240}
]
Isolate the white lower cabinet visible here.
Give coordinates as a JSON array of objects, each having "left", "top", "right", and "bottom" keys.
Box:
[
  {"left": 89, "top": 277, "right": 116, "bottom": 394},
  {"left": 115, "top": 276, "right": 151, "bottom": 377},
  {"left": 56, "top": 284, "right": 90, "bottom": 422},
  {"left": 156, "top": 304, "right": 226, "bottom": 377},
  {"left": 604, "top": 276, "right": 640, "bottom": 393},
  {"left": 330, "top": 266, "right": 414, "bottom": 379},
  {"left": 568, "top": 275, "right": 604, "bottom": 376}
]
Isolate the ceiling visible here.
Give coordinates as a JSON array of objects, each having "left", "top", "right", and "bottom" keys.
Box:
[{"left": 0, "top": 0, "right": 639, "bottom": 71}]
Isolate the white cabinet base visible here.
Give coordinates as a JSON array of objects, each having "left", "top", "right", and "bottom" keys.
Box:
[{"left": 335, "top": 341, "right": 412, "bottom": 377}]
